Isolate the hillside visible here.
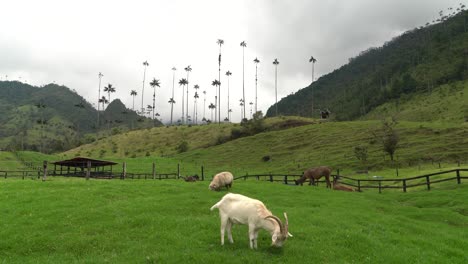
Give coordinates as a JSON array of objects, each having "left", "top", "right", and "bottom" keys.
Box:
[
  {"left": 267, "top": 8, "right": 468, "bottom": 122},
  {"left": 0, "top": 81, "right": 158, "bottom": 152}
]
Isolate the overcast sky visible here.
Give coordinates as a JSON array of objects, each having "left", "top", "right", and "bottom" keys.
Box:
[{"left": 1, "top": 0, "right": 466, "bottom": 123}]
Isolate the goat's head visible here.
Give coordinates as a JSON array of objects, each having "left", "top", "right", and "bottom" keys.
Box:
[
  {"left": 209, "top": 183, "right": 220, "bottom": 191},
  {"left": 265, "top": 213, "right": 293, "bottom": 247}
]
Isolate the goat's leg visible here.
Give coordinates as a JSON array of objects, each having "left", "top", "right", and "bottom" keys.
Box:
[
  {"left": 253, "top": 230, "right": 259, "bottom": 249},
  {"left": 248, "top": 225, "right": 256, "bottom": 249},
  {"left": 220, "top": 215, "right": 228, "bottom": 245},
  {"left": 227, "top": 220, "right": 234, "bottom": 244}
]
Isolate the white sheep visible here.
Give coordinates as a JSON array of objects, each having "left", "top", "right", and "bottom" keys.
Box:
[
  {"left": 209, "top": 171, "right": 233, "bottom": 191},
  {"left": 210, "top": 193, "right": 292, "bottom": 249}
]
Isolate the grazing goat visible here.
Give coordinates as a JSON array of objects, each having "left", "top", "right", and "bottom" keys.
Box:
[
  {"left": 209, "top": 172, "right": 233, "bottom": 191},
  {"left": 333, "top": 176, "right": 356, "bottom": 192},
  {"left": 184, "top": 175, "right": 199, "bottom": 182},
  {"left": 210, "top": 193, "right": 292, "bottom": 249},
  {"left": 295, "top": 166, "right": 332, "bottom": 188}
]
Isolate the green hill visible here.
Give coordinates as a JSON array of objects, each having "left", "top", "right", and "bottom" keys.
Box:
[
  {"left": 0, "top": 81, "right": 158, "bottom": 153},
  {"left": 267, "top": 9, "right": 468, "bottom": 122}
]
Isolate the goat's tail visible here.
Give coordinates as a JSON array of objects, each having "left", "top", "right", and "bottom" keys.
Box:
[{"left": 210, "top": 202, "right": 221, "bottom": 211}]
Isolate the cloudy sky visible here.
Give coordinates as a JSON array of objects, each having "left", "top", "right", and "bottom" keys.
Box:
[{"left": 1, "top": 0, "right": 466, "bottom": 123}]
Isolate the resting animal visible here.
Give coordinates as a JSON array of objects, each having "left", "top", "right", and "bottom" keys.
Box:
[
  {"left": 295, "top": 166, "right": 332, "bottom": 188},
  {"left": 210, "top": 193, "right": 292, "bottom": 249},
  {"left": 333, "top": 176, "right": 356, "bottom": 192},
  {"left": 209, "top": 171, "right": 233, "bottom": 191},
  {"left": 184, "top": 175, "right": 199, "bottom": 182}
]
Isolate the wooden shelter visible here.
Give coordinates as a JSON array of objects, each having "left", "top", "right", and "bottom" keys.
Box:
[{"left": 51, "top": 157, "right": 118, "bottom": 178}]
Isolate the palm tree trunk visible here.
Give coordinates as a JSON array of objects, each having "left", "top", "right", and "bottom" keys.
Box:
[
  {"left": 275, "top": 65, "right": 278, "bottom": 116},
  {"left": 171, "top": 70, "right": 175, "bottom": 125},
  {"left": 203, "top": 98, "right": 206, "bottom": 120},
  {"left": 132, "top": 96, "right": 135, "bottom": 111},
  {"left": 242, "top": 46, "right": 246, "bottom": 119},
  {"left": 186, "top": 73, "right": 190, "bottom": 124},
  {"left": 218, "top": 49, "right": 221, "bottom": 125},
  {"left": 97, "top": 75, "right": 102, "bottom": 129},
  {"left": 152, "top": 88, "right": 156, "bottom": 127},
  {"left": 142, "top": 65, "right": 147, "bottom": 114},
  {"left": 182, "top": 85, "right": 185, "bottom": 124},
  {"left": 255, "top": 65, "right": 258, "bottom": 114},
  {"left": 227, "top": 76, "right": 230, "bottom": 121}
]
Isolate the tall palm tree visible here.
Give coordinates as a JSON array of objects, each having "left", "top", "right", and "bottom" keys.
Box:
[
  {"left": 217, "top": 39, "right": 224, "bottom": 124},
  {"left": 141, "top": 61, "right": 149, "bottom": 114},
  {"left": 211, "top": 79, "right": 221, "bottom": 122},
  {"left": 240, "top": 41, "right": 247, "bottom": 118},
  {"left": 249, "top": 102, "right": 253, "bottom": 119},
  {"left": 273, "top": 58, "right": 280, "bottom": 116},
  {"left": 149, "top": 78, "right": 160, "bottom": 125},
  {"left": 225, "top": 71, "right": 232, "bottom": 121},
  {"left": 130, "top": 90, "right": 137, "bottom": 110},
  {"left": 170, "top": 67, "right": 177, "bottom": 125},
  {"left": 208, "top": 102, "right": 216, "bottom": 121},
  {"left": 228, "top": 108, "right": 232, "bottom": 122},
  {"left": 193, "top": 84, "right": 200, "bottom": 124},
  {"left": 239, "top": 99, "right": 244, "bottom": 120},
  {"left": 309, "top": 56, "right": 317, "bottom": 114},
  {"left": 178, "top": 78, "right": 188, "bottom": 123},
  {"left": 97, "top": 72, "right": 103, "bottom": 129},
  {"left": 253, "top": 57, "right": 260, "bottom": 114},
  {"left": 194, "top": 91, "right": 199, "bottom": 124},
  {"left": 98, "top": 96, "right": 108, "bottom": 111},
  {"left": 184, "top": 65, "right": 192, "bottom": 124},
  {"left": 103, "top": 84, "right": 116, "bottom": 104},
  {"left": 202, "top": 90, "right": 207, "bottom": 121}
]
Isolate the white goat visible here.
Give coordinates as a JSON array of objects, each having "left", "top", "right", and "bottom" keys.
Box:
[
  {"left": 210, "top": 193, "right": 292, "bottom": 249},
  {"left": 209, "top": 172, "right": 233, "bottom": 191}
]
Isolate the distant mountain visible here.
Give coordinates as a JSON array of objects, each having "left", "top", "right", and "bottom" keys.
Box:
[
  {"left": 267, "top": 8, "right": 468, "bottom": 122},
  {"left": 0, "top": 81, "right": 160, "bottom": 152}
]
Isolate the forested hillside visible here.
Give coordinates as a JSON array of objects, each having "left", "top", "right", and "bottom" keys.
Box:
[
  {"left": 267, "top": 8, "right": 468, "bottom": 122},
  {"left": 0, "top": 81, "right": 158, "bottom": 152}
]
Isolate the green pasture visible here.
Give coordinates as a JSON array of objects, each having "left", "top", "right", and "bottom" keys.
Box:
[{"left": 0, "top": 178, "right": 467, "bottom": 263}]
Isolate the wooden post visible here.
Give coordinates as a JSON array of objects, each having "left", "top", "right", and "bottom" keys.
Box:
[
  {"left": 269, "top": 174, "right": 273, "bottom": 182},
  {"left": 122, "top": 162, "right": 127, "bottom": 180},
  {"left": 284, "top": 175, "right": 288, "bottom": 185},
  {"left": 42, "top": 161, "right": 48, "bottom": 181},
  {"left": 177, "top": 163, "right": 180, "bottom": 179},
  {"left": 426, "top": 175, "right": 430, "bottom": 190},
  {"left": 378, "top": 181, "right": 382, "bottom": 194},
  {"left": 201, "top": 166, "right": 204, "bottom": 181},
  {"left": 456, "top": 169, "right": 461, "bottom": 184},
  {"left": 86, "top": 160, "right": 91, "bottom": 180},
  {"left": 403, "top": 179, "right": 407, "bottom": 192},
  {"left": 152, "top": 162, "right": 156, "bottom": 180}
]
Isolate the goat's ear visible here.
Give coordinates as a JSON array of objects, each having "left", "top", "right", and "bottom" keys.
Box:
[{"left": 272, "top": 234, "right": 278, "bottom": 242}]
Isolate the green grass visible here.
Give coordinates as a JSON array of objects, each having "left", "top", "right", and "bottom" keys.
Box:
[
  {"left": 0, "top": 178, "right": 467, "bottom": 263},
  {"left": 0, "top": 151, "right": 23, "bottom": 170}
]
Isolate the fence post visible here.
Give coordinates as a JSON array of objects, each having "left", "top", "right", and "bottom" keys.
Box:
[
  {"left": 403, "top": 179, "right": 407, "bottom": 193},
  {"left": 456, "top": 169, "right": 461, "bottom": 184},
  {"left": 426, "top": 175, "right": 430, "bottom": 190},
  {"left": 42, "top": 161, "right": 48, "bottom": 181},
  {"left": 122, "top": 162, "right": 127, "bottom": 179},
  {"left": 86, "top": 161, "right": 91, "bottom": 180},
  {"left": 358, "top": 180, "right": 361, "bottom": 192},
  {"left": 201, "top": 166, "right": 204, "bottom": 181},
  {"left": 269, "top": 174, "right": 273, "bottom": 182},
  {"left": 152, "top": 162, "right": 156, "bottom": 180},
  {"left": 378, "top": 181, "right": 382, "bottom": 194},
  {"left": 284, "top": 175, "right": 288, "bottom": 185},
  {"left": 177, "top": 163, "right": 180, "bottom": 179}
]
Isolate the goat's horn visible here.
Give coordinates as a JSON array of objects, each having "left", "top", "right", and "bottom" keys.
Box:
[
  {"left": 265, "top": 215, "right": 284, "bottom": 235},
  {"left": 283, "top": 212, "right": 289, "bottom": 236}
]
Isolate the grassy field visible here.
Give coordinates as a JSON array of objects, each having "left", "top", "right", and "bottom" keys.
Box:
[{"left": 0, "top": 177, "right": 467, "bottom": 263}]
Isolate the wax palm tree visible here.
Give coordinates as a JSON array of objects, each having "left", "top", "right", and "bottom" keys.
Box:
[
  {"left": 98, "top": 96, "right": 108, "bottom": 111},
  {"left": 309, "top": 56, "right": 317, "bottom": 114},
  {"left": 97, "top": 72, "right": 103, "bottom": 129},
  {"left": 170, "top": 67, "right": 177, "bottom": 125},
  {"left": 211, "top": 79, "right": 221, "bottom": 122},
  {"left": 239, "top": 99, "right": 244, "bottom": 120},
  {"left": 217, "top": 39, "right": 224, "bottom": 124},
  {"left": 184, "top": 65, "right": 192, "bottom": 124},
  {"left": 150, "top": 78, "right": 160, "bottom": 125},
  {"left": 193, "top": 84, "right": 200, "bottom": 124},
  {"left": 253, "top": 57, "right": 260, "bottom": 113},
  {"left": 202, "top": 90, "right": 207, "bottom": 121},
  {"left": 273, "top": 58, "right": 280, "bottom": 116},
  {"left": 103, "top": 83, "right": 116, "bottom": 103},
  {"left": 141, "top": 61, "right": 149, "bottom": 114},
  {"left": 249, "top": 101, "right": 253, "bottom": 119},
  {"left": 208, "top": 102, "right": 216, "bottom": 121},
  {"left": 225, "top": 70, "right": 232, "bottom": 121},
  {"left": 240, "top": 41, "right": 247, "bottom": 118},
  {"left": 130, "top": 90, "right": 137, "bottom": 110},
  {"left": 194, "top": 91, "right": 199, "bottom": 124},
  {"left": 178, "top": 78, "right": 188, "bottom": 123},
  {"left": 228, "top": 108, "right": 232, "bottom": 122}
]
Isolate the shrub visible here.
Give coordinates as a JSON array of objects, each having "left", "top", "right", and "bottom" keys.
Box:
[{"left": 176, "top": 141, "right": 189, "bottom": 153}]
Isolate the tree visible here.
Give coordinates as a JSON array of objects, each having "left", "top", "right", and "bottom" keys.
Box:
[
  {"left": 217, "top": 39, "right": 224, "bottom": 125},
  {"left": 141, "top": 61, "right": 149, "bottom": 114},
  {"left": 98, "top": 96, "right": 108, "bottom": 111},
  {"left": 373, "top": 117, "right": 400, "bottom": 161},
  {"left": 249, "top": 101, "right": 253, "bottom": 119},
  {"left": 273, "top": 58, "right": 280, "bottom": 116},
  {"left": 130, "top": 90, "right": 137, "bottom": 110},
  {"left": 239, "top": 98, "right": 245, "bottom": 120},
  {"left": 240, "top": 41, "right": 247, "bottom": 118},
  {"left": 97, "top": 72, "right": 103, "bottom": 129},
  {"left": 103, "top": 83, "right": 116, "bottom": 103},
  {"left": 309, "top": 56, "right": 317, "bottom": 114},
  {"left": 253, "top": 57, "right": 260, "bottom": 113},
  {"left": 170, "top": 67, "right": 177, "bottom": 125},
  {"left": 211, "top": 79, "right": 221, "bottom": 122},
  {"left": 202, "top": 90, "right": 207, "bottom": 121},
  {"left": 193, "top": 84, "right": 200, "bottom": 124},
  {"left": 225, "top": 70, "right": 232, "bottom": 122},
  {"left": 208, "top": 102, "right": 216, "bottom": 121},
  {"left": 178, "top": 78, "right": 188, "bottom": 123},
  {"left": 184, "top": 65, "right": 192, "bottom": 124},
  {"left": 149, "top": 78, "right": 160, "bottom": 126},
  {"left": 354, "top": 145, "right": 368, "bottom": 167}
]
